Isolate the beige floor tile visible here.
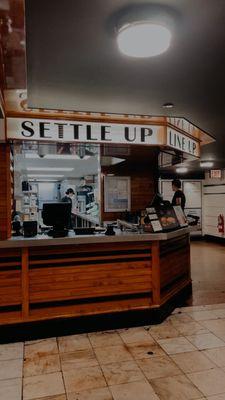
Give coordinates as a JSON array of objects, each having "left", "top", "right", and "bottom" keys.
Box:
[
  {"left": 207, "top": 394, "right": 225, "bottom": 399},
  {"left": 109, "top": 380, "right": 160, "bottom": 400},
  {"left": 203, "top": 347, "right": 225, "bottom": 367},
  {"left": 137, "top": 355, "right": 181, "bottom": 380},
  {"left": 58, "top": 334, "right": 91, "bottom": 353},
  {"left": 213, "top": 310, "right": 225, "bottom": 319},
  {"left": 23, "top": 354, "right": 61, "bottom": 377},
  {"left": 118, "top": 327, "right": 155, "bottom": 344},
  {"left": 167, "top": 313, "right": 194, "bottom": 325},
  {"left": 148, "top": 323, "right": 180, "bottom": 340},
  {"left": 102, "top": 360, "right": 144, "bottom": 385},
  {"left": 201, "top": 319, "right": 225, "bottom": 332},
  {"left": 94, "top": 344, "right": 133, "bottom": 365},
  {"left": 0, "top": 342, "right": 23, "bottom": 360},
  {"left": 68, "top": 387, "right": 113, "bottom": 400},
  {"left": 150, "top": 374, "right": 203, "bottom": 400},
  {"left": 0, "top": 378, "right": 22, "bottom": 400},
  {"left": 188, "top": 311, "right": 219, "bottom": 322},
  {"left": 127, "top": 343, "right": 165, "bottom": 360},
  {"left": 88, "top": 331, "right": 123, "bottom": 347},
  {"left": 187, "top": 368, "right": 225, "bottom": 397},
  {"left": 25, "top": 338, "right": 58, "bottom": 358},
  {"left": 206, "top": 304, "right": 225, "bottom": 311},
  {"left": 157, "top": 337, "right": 196, "bottom": 354},
  {"left": 23, "top": 372, "right": 65, "bottom": 400},
  {"left": 201, "top": 321, "right": 225, "bottom": 341},
  {"left": 60, "top": 348, "right": 98, "bottom": 371},
  {"left": 173, "top": 306, "right": 207, "bottom": 314},
  {"left": 0, "top": 358, "right": 23, "bottom": 380},
  {"left": 127, "top": 342, "right": 166, "bottom": 360},
  {"left": 171, "top": 351, "right": 216, "bottom": 373},
  {"left": 174, "top": 321, "right": 209, "bottom": 336},
  {"left": 31, "top": 396, "right": 66, "bottom": 400},
  {"left": 186, "top": 333, "right": 225, "bottom": 350},
  {"left": 63, "top": 365, "right": 106, "bottom": 393}
]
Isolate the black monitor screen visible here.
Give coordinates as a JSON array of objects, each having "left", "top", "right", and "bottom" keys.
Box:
[
  {"left": 150, "top": 193, "right": 164, "bottom": 207},
  {"left": 42, "top": 202, "right": 71, "bottom": 228}
]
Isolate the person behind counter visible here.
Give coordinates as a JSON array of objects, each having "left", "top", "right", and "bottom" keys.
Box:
[
  {"left": 61, "top": 188, "right": 75, "bottom": 228},
  {"left": 171, "top": 179, "right": 186, "bottom": 210}
]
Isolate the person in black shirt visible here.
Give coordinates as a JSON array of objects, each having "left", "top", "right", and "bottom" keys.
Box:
[
  {"left": 171, "top": 179, "right": 186, "bottom": 210},
  {"left": 61, "top": 188, "right": 75, "bottom": 228}
]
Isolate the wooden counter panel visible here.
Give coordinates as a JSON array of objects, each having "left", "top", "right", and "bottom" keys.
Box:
[
  {"left": 29, "top": 241, "right": 151, "bottom": 257},
  {"left": 29, "top": 261, "right": 152, "bottom": 303},
  {"left": 29, "top": 296, "right": 152, "bottom": 321},
  {"left": 160, "top": 234, "right": 190, "bottom": 297},
  {"left": 28, "top": 241, "right": 152, "bottom": 307},
  {"left": 0, "top": 249, "right": 22, "bottom": 307},
  {"left": 0, "top": 234, "right": 191, "bottom": 326}
]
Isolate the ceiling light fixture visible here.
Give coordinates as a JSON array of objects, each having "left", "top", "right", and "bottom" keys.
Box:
[
  {"left": 117, "top": 22, "right": 171, "bottom": 58},
  {"left": 27, "top": 174, "right": 64, "bottom": 178},
  {"left": 176, "top": 167, "right": 188, "bottom": 173},
  {"left": 162, "top": 102, "right": 174, "bottom": 109},
  {"left": 26, "top": 167, "right": 74, "bottom": 172},
  {"left": 200, "top": 161, "right": 214, "bottom": 168}
]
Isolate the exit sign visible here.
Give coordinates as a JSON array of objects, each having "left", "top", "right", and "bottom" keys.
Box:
[{"left": 210, "top": 170, "right": 222, "bottom": 179}]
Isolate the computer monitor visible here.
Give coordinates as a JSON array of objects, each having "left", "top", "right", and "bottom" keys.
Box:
[
  {"left": 150, "top": 193, "right": 164, "bottom": 207},
  {"left": 42, "top": 202, "right": 71, "bottom": 237}
]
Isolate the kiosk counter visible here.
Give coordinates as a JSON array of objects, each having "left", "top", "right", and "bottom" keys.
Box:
[{"left": 0, "top": 227, "right": 191, "bottom": 327}]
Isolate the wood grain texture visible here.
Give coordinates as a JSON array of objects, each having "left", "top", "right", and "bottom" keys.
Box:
[{"left": 0, "top": 236, "right": 191, "bottom": 325}]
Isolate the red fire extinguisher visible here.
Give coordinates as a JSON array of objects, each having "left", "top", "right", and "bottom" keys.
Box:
[{"left": 218, "top": 214, "right": 225, "bottom": 234}]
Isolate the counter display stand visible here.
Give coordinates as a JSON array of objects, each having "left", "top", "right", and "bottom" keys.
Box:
[{"left": 0, "top": 228, "right": 191, "bottom": 339}]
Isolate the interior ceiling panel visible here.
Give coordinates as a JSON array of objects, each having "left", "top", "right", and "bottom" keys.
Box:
[{"left": 25, "top": 0, "right": 225, "bottom": 165}]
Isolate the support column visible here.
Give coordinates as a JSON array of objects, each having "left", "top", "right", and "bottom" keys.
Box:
[{"left": 0, "top": 143, "right": 12, "bottom": 240}]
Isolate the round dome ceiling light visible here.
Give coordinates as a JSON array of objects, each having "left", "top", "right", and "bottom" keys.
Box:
[
  {"left": 117, "top": 22, "right": 172, "bottom": 58},
  {"left": 162, "top": 102, "right": 174, "bottom": 109}
]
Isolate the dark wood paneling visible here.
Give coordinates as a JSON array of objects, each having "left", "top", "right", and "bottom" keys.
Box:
[{"left": 0, "top": 144, "right": 12, "bottom": 240}]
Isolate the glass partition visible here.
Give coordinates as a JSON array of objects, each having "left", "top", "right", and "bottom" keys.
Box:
[{"left": 13, "top": 142, "right": 101, "bottom": 231}]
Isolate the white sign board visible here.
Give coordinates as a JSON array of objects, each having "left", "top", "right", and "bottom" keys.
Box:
[
  {"left": 167, "top": 128, "right": 200, "bottom": 157},
  {"left": 7, "top": 118, "right": 162, "bottom": 146}
]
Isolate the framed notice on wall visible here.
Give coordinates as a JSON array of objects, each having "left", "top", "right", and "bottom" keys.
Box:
[{"left": 104, "top": 176, "right": 131, "bottom": 212}]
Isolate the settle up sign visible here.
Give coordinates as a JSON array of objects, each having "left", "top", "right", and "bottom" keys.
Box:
[{"left": 7, "top": 117, "right": 201, "bottom": 157}]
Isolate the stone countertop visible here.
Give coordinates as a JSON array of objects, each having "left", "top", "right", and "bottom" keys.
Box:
[{"left": 0, "top": 227, "right": 190, "bottom": 249}]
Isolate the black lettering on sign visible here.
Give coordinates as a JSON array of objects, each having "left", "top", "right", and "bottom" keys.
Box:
[
  {"left": 54, "top": 123, "right": 67, "bottom": 139},
  {"left": 101, "top": 126, "right": 111, "bottom": 141},
  {"left": 87, "top": 125, "right": 97, "bottom": 140},
  {"left": 70, "top": 124, "right": 83, "bottom": 140},
  {"left": 124, "top": 127, "right": 136, "bottom": 142},
  {"left": 39, "top": 122, "right": 51, "bottom": 138},
  {"left": 141, "top": 127, "right": 153, "bottom": 142},
  {"left": 21, "top": 121, "right": 34, "bottom": 137},
  {"left": 192, "top": 142, "right": 197, "bottom": 154}
]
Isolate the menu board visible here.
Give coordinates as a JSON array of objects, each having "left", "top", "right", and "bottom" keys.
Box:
[
  {"left": 104, "top": 176, "right": 131, "bottom": 212},
  {"left": 142, "top": 207, "right": 162, "bottom": 232},
  {"left": 173, "top": 206, "right": 188, "bottom": 227}
]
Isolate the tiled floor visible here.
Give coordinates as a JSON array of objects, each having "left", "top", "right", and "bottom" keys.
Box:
[
  {"left": 2, "top": 241, "right": 225, "bottom": 399},
  {"left": 3, "top": 304, "right": 225, "bottom": 399},
  {"left": 189, "top": 241, "right": 225, "bottom": 305}
]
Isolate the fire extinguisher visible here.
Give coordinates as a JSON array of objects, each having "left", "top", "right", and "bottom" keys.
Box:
[{"left": 218, "top": 214, "right": 225, "bottom": 234}]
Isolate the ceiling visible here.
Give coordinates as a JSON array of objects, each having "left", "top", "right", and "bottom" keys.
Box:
[{"left": 2, "top": 0, "right": 225, "bottom": 171}]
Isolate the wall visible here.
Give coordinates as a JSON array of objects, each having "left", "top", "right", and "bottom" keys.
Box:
[
  {"left": 101, "top": 148, "right": 158, "bottom": 222},
  {"left": 0, "top": 143, "right": 12, "bottom": 240},
  {"left": 203, "top": 172, "right": 225, "bottom": 237}
]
